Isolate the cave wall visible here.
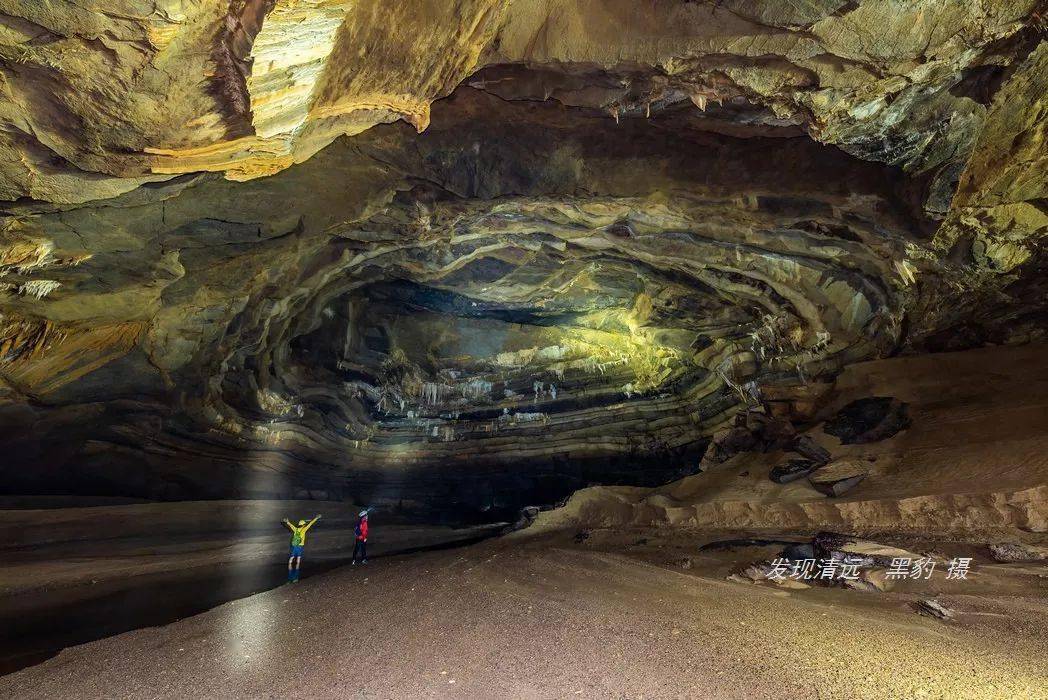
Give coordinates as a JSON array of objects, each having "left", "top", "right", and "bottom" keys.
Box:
[{"left": 0, "top": 2, "right": 1046, "bottom": 519}]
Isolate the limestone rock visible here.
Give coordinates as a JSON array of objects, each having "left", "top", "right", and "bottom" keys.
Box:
[
  {"left": 0, "top": 2, "right": 1044, "bottom": 517},
  {"left": 988, "top": 543, "right": 1048, "bottom": 562},
  {"left": 769, "top": 459, "right": 819, "bottom": 485},
  {"left": 914, "top": 599, "right": 954, "bottom": 620},
  {"left": 809, "top": 460, "right": 870, "bottom": 497}
]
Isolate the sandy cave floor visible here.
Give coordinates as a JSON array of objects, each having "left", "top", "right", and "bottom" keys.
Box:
[
  {"left": 0, "top": 500, "right": 501, "bottom": 674},
  {"left": 0, "top": 528, "right": 1046, "bottom": 700}
]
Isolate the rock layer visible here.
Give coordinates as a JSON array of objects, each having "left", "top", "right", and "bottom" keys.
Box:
[{"left": 0, "top": 2, "right": 1046, "bottom": 519}]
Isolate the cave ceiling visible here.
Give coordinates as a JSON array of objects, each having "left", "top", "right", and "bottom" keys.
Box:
[{"left": 0, "top": 1, "right": 1046, "bottom": 511}]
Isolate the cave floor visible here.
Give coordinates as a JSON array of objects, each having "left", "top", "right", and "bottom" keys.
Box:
[
  {"left": 0, "top": 500, "right": 501, "bottom": 675},
  {"left": 2, "top": 531, "right": 1045, "bottom": 699}
]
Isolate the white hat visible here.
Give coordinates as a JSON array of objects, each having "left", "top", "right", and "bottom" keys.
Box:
[{"left": 359, "top": 509, "right": 369, "bottom": 517}]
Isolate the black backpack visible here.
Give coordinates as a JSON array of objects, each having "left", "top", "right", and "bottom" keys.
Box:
[{"left": 354, "top": 520, "right": 362, "bottom": 537}]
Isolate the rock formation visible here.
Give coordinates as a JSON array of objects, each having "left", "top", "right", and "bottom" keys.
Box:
[{"left": 0, "top": 1, "right": 1045, "bottom": 519}]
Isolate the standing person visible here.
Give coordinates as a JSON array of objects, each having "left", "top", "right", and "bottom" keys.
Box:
[
  {"left": 352, "top": 509, "right": 370, "bottom": 565},
  {"left": 283, "top": 514, "right": 321, "bottom": 582}
]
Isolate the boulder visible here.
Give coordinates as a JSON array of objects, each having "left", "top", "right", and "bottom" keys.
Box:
[
  {"left": 733, "top": 563, "right": 809, "bottom": 589},
  {"left": 760, "top": 417, "right": 798, "bottom": 451},
  {"left": 914, "top": 599, "right": 954, "bottom": 620},
  {"left": 701, "top": 409, "right": 801, "bottom": 468},
  {"left": 509, "top": 505, "right": 542, "bottom": 531},
  {"left": 792, "top": 435, "right": 831, "bottom": 464},
  {"left": 769, "top": 459, "right": 819, "bottom": 484},
  {"left": 832, "top": 539, "right": 924, "bottom": 567},
  {"left": 844, "top": 568, "right": 892, "bottom": 592},
  {"left": 808, "top": 459, "right": 869, "bottom": 497}
]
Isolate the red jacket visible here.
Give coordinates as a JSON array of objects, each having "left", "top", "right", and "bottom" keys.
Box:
[{"left": 356, "top": 518, "right": 369, "bottom": 541}]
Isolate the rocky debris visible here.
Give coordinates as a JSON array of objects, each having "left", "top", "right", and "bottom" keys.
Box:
[
  {"left": 914, "top": 599, "right": 954, "bottom": 620},
  {"left": 823, "top": 397, "right": 911, "bottom": 445},
  {"left": 759, "top": 417, "right": 799, "bottom": 452},
  {"left": 843, "top": 568, "right": 891, "bottom": 592},
  {"left": 678, "top": 557, "right": 693, "bottom": 570},
  {"left": 699, "top": 413, "right": 762, "bottom": 467},
  {"left": 791, "top": 435, "right": 832, "bottom": 465},
  {"left": 573, "top": 530, "right": 590, "bottom": 544},
  {"left": 829, "top": 539, "right": 922, "bottom": 567},
  {"left": 988, "top": 543, "right": 1048, "bottom": 562},
  {"left": 810, "top": 531, "right": 852, "bottom": 559},
  {"left": 734, "top": 532, "right": 931, "bottom": 592},
  {"left": 731, "top": 563, "right": 809, "bottom": 589},
  {"left": 761, "top": 380, "right": 835, "bottom": 422},
  {"left": 769, "top": 459, "right": 819, "bottom": 484},
  {"left": 808, "top": 459, "right": 870, "bottom": 497},
  {"left": 700, "top": 409, "right": 803, "bottom": 469},
  {"left": 811, "top": 532, "right": 878, "bottom": 570},
  {"left": 809, "top": 473, "right": 867, "bottom": 498},
  {"left": 510, "top": 505, "right": 542, "bottom": 531}
]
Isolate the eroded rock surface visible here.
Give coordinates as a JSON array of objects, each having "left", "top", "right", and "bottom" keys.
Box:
[{"left": 0, "top": 2, "right": 1046, "bottom": 519}]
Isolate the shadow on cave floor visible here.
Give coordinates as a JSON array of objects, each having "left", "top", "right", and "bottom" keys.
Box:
[{"left": 0, "top": 524, "right": 502, "bottom": 676}]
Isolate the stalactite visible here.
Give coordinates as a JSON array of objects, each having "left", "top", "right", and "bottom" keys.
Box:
[{"left": 16, "top": 280, "right": 61, "bottom": 299}]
